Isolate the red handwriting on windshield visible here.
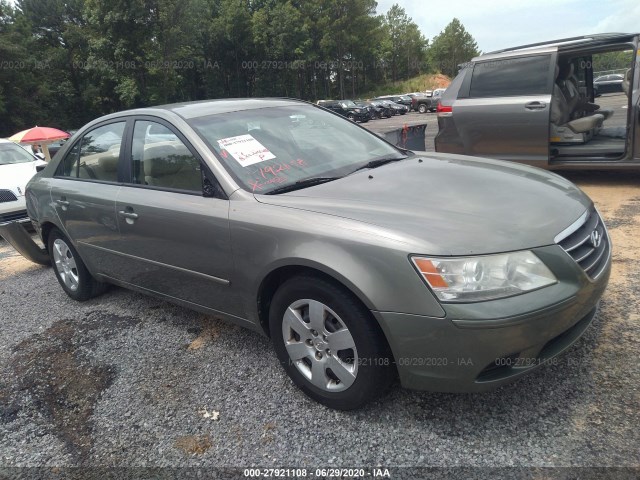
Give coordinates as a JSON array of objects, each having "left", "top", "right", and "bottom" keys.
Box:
[
  {"left": 250, "top": 159, "right": 308, "bottom": 191},
  {"left": 250, "top": 176, "right": 287, "bottom": 192},
  {"left": 260, "top": 159, "right": 307, "bottom": 178}
]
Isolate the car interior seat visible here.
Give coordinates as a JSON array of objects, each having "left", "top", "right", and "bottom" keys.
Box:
[
  {"left": 560, "top": 62, "right": 614, "bottom": 121},
  {"left": 144, "top": 144, "right": 201, "bottom": 191},
  {"left": 622, "top": 68, "right": 632, "bottom": 97},
  {"left": 551, "top": 65, "right": 604, "bottom": 144}
]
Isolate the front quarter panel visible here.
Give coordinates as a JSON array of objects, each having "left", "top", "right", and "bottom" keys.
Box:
[{"left": 228, "top": 191, "right": 446, "bottom": 324}]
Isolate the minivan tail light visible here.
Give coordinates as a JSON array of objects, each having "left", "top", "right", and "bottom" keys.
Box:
[{"left": 437, "top": 102, "right": 453, "bottom": 117}]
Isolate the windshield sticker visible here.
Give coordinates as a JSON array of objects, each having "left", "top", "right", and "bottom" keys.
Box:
[{"left": 217, "top": 134, "right": 276, "bottom": 167}]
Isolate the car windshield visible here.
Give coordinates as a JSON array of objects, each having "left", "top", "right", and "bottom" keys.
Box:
[
  {"left": 189, "top": 105, "right": 403, "bottom": 194},
  {"left": 342, "top": 100, "right": 356, "bottom": 107},
  {"left": 0, "top": 143, "right": 36, "bottom": 165}
]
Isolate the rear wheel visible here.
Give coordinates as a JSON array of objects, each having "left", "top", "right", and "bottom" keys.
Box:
[
  {"left": 269, "top": 275, "right": 395, "bottom": 410},
  {"left": 418, "top": 103, "right": 428, "bottom": 114},
  {"left": 48, "top": 228, "right": 108, "bottom": 301}
]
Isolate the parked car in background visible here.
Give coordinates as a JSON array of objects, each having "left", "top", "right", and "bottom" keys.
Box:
[
  {"left": 431, "top": 88, "right": 446, "bottom": 102},
  {"left": 366, "top": 100, "right": 393, "bottom": 118},
  {"left": 354, "top": 100, "right": 384, "bottom": 119},
  {"left": 406, "top": 92, "right": 436, "bottom": 113},
  {"left": 374, "top": 95, "right": 413, "bottom": 109},
  {"left": 435, "top": 33, "right": 639, "bottom": 170},
  {"left": 2, "top": 98, "right": 611, "bottom": 410},
  {"left": 593, "top": 73, "right": 624, "bottom": 96},
  {"left": 0, "top": 139, "right": 46, "bottom": 226},
  {"left": 317, "top": 100, "right": 370, "bottom": 122},
  {"left": 377, "top": 99, "right": 408, "bottom": 115}
]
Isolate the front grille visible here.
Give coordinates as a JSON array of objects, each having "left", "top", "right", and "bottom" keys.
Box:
[
  {"left": 0, "top": 189, "right": 18, "bottom": 203},
  {"left": 557, "top": 208, "right": 610, "bottom": 280},
  {"left": 0, "top": 209, "right": 28, "bottom": 224}
]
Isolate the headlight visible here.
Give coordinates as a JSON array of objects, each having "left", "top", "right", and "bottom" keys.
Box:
[{"left": 411, "top": 251, "right": 557, "bottom": 302}]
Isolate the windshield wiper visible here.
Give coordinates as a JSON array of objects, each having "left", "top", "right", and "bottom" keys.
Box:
[
  {"left": 265, "top": 176, "right": 340, "bottom": 195},
  {"left": 347, "top": 155, "right": 408, "bottom": 175}
]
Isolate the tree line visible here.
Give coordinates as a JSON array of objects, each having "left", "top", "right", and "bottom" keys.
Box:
[{"left": 0, "top": 0, "right": 480, "bottom": 136}]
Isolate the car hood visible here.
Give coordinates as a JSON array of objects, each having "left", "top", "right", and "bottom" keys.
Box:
[
  {"left": 0, "top": 161, "right": 43, "bottom": 196},
  {"left": 255, "top": 154, "right": 592, "bottom": 255}
]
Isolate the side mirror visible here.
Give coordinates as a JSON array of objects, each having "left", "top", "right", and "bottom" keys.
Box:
[
  {"left": 202, "top": 172, "right": 227, "bottom": 199},
  {"left": 36, "top": 164, "right": 47, "bottom": 172},
  {"left": 35, "top": 152, "right": 45, "bottom": 161}
]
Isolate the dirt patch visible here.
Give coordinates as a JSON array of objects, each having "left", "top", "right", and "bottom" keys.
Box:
[
  {"left": 0, "top": 312, "right": 141, "bottom": 462},
  {"left": 0, "top": 243, "right": 45, "bottom": 280},
  {"left": 426, "top": 73, "right": 451, "bottom": 89},
  {"left": 187, "top": 317, "right": 223, "bottom": 351},
  {"left": 174, "top": 435, "right": 212, "bottom": 455}
]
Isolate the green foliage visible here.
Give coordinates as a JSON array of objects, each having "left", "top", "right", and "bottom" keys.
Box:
[
  {"left": 592, "top": 50, "right": 634, "bottom": 74},
  {"left": 0, "top": 2, "right": 477, "bottom": 136},
  {"left": 428, "top": 18, "right": 479, "bottom": 78}
]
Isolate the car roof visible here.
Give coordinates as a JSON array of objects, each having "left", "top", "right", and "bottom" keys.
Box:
[
  {"left": 96, "top": 98, "right": 309, "bottom": 122},
  {"left": 479, "top": 33, "right": 639, "bottom": 61}
]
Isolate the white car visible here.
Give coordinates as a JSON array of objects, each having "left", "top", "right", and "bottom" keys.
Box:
[{"left": 0, "top": 139, "right": 46, "bottom": 225}]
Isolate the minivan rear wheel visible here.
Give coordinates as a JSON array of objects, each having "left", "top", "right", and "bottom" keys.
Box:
[{"left": 269, "top": 275, "right": 395, "bottom": 410}]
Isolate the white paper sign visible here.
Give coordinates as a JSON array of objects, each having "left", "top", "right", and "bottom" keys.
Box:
[{"left": 217, "top": 134, "right": 276, "bottom": 167}]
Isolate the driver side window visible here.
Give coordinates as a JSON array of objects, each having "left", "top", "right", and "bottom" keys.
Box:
[{"left": 130, "top": 120, "right": 203, "bottom": 192}]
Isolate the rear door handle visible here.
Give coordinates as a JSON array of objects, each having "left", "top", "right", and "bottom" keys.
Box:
[
  {"left": 56, "top": 200, "right": 70, "bottom": 207},
  {"left": 525, "top": 101, "right": 547, "bottom": 110}
]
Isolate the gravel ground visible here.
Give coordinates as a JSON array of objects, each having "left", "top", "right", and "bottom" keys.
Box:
[{"left": 1, "top": 98, "right": 639, "bottom": 476}]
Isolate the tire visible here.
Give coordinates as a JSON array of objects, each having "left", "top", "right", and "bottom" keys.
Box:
[
  {"left": 48, "top": 228, "right": 108, "bottom": 301},
  {"left": 269, "top": 275, "right": 395, "bottom": 410},
  {"left": 418, "top": 103, "right": 428, "bottom": 114},
  {"left": 347, "top": 114, "right": 355, "bottom": 121}
]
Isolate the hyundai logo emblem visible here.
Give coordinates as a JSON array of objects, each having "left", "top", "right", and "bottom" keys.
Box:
[{"left": 590, "top": 229, "right": 602, "bottom": 248}]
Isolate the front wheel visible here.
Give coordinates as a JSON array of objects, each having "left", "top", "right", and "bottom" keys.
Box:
[
  {"left": 347, "top": 114, "right": 355, "bottom": 121},
  {"left": 269, "top": 275, "right": 395, "bottom": 410},
  {"left": 48, "top": 228, "right": 108, "bottom": 301}
]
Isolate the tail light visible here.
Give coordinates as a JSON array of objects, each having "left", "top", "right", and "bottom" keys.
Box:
[{"left": 436, "top": 102, "right": 453, "bottom": 117}]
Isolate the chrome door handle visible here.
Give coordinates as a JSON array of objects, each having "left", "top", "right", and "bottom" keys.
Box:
[
  {"left": 525, "top": 101, "right": 547, "bottom": 110},
  {"left": 56, "top": 199, "right": 70, "bottom": 207},
  {"left": 118, "top": 210, "right": 138, "bottom": 220}
]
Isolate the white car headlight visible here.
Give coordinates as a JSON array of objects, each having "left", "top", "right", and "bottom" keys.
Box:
[{"left": 411, "top": 251, "right": 557, "bottom": 303}]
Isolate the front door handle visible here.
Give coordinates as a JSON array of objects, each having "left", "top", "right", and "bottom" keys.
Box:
[
  {"left": 118, "top": 210, "right": 139, "bottom": 220},
  {"left": 56, "top": 199, "right": 70, "bottom": 207},
  {"left": 525, "top": 101, "right": 547, "bottom": 110},
  {"left": 118, "top": 209, "right": 139, "bottom": 225}
]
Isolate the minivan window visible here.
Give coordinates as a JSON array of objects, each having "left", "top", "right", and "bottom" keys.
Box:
[{"left": 469, "top": 55, "right": 551, "bottom": 98}]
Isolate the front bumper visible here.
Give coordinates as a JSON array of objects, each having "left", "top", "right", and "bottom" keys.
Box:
[{"left": 373, "top": 244, "right": 611, "bottom": 392}]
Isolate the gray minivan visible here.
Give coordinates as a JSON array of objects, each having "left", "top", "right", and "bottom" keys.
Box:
[{"left": 435, "top": 33, "right": 639, "bottom": 169}]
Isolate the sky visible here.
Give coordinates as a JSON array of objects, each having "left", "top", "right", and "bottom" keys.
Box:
[{"left": 375, "top": 0, "right": 640, "bottom": 53}]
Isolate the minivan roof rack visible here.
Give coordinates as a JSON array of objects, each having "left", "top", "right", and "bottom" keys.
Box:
[{"left": 487, "top": 33, "right": 636, "bottom": 55}]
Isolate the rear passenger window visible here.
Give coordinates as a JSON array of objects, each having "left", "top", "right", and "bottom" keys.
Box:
[
  {"left": 470, "top": 55, "right": 551, "bottom": 97},
  {"left": 130, "top": 120, "right": 202, "bottom": 192},
  {"left": 57, "top": 122, "right": 125, "bottom": 181}
]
